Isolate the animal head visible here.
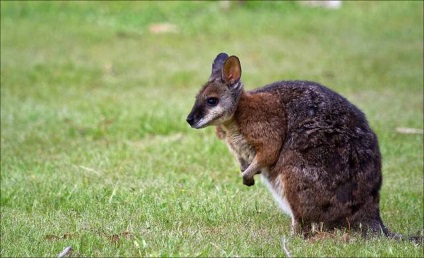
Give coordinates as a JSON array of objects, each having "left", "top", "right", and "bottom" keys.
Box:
[{"left": 186, "top": 53, "right": 243, "bottom": 129}]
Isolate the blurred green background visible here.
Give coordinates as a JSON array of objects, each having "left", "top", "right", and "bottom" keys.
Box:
[{"left": 1, "top": 1, "right": 423, "bottom": 257}]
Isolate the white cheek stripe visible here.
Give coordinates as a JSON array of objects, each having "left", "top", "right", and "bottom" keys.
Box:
[{"left": 197, "top": 106, "right": 224, "bottom": 127}]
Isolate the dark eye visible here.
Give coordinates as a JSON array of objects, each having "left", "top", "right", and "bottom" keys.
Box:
[{"left": 206, "top": 97, "right": 219, "bottom": 106}]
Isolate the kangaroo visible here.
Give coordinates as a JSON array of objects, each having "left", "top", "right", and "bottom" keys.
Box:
[{"left": 186, "top": 53, "right": 422, "bottom": 241}]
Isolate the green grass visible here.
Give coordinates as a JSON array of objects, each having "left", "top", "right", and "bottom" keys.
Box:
[{"left": 1, "top": 1, "right": 423, "bottom": 257}]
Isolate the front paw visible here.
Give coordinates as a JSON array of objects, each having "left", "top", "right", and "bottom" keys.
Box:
[{"left": 242, "top": 175, "right": 255, "bottom": 186}]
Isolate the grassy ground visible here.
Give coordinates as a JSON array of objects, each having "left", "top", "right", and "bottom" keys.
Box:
[{"left": 1, "top": 1, "right": 423, "bottom": 257}]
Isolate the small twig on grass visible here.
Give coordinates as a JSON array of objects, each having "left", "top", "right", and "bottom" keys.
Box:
[
  {"left": 396, "top": 127, "right": 424, "bottom": 134},
  {"left": 78, "top": 165, "right": 101, "bottom": 176},
  {"left": 57, "top": 246, "right": 71, "bottom": 258},
  {"left": 282, "top": 236, "right": 292, "bottom": 258}
]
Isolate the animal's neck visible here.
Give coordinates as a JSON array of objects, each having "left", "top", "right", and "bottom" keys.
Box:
[
  {"left": 220, "top": 120, "right": 239, "bottom": 136},
  {"left": 220, "top": 91, "right": 249, "bottom": 135}
]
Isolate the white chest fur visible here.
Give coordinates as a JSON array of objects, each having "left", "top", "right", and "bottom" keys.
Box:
[
  {"left": 221, "top": 124, "right": 256, "bottom": 165},
  {"left": 261, "top": 172, "right": 293, "bottom": 218},
  {"left": 226, "top": 132, "right": 256, "bottom": 163}
]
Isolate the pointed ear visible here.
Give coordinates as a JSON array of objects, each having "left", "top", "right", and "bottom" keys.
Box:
[
  {"left": 210, "top": 53, "right": 229, "bottom": 80},
  {"left": 222, "top": 56, "right": 242, "bottom": 85}
]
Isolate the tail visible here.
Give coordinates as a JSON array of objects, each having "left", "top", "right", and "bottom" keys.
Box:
[{"left": 381, "top": 224, "right": 423, "bottom": 244}]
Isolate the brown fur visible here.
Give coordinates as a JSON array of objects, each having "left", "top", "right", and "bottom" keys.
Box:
[{"left": 186, "top": 53, "right": 421, "bottom": 242}]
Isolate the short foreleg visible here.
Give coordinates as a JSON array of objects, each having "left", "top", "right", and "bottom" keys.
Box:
[
  {"left": 238, "top": 157, "right": 249, "bottom": 172},
  {"left": 241, "top": 142, "right": 280, "bottom": 186},
  {"left": 241, "top": 158, "right": 264, "bottom": 186}
]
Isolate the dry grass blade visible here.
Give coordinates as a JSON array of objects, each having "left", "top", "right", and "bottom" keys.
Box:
[
  {"left": 57, "top": 246, "right": 71, "bottom": 258},
  {"left": 282, "top": 236, "right": 292, "bottom": 258}
]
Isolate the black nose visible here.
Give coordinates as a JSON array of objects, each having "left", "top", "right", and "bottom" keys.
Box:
[{"left": 186, "top": 115, "right": 194, "bottom": 126}]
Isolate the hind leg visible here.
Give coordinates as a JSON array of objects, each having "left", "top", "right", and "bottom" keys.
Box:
[
  {"left": 356, "top": 215, "right": 390, "bottom": 237},
  {"left": 291, "top": 217, "right": 300, "bottom": 236},
  {"left": 291, "top": 217, "right": 317, "bottom": 238}
]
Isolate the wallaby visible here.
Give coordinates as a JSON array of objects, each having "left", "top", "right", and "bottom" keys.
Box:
[{"left": 186, "top": 53, "right": 422, "bottom": 241}]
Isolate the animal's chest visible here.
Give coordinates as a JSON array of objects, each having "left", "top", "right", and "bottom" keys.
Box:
[{"left": 225, "top": 132, "right": 256, "bottom": 163}]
